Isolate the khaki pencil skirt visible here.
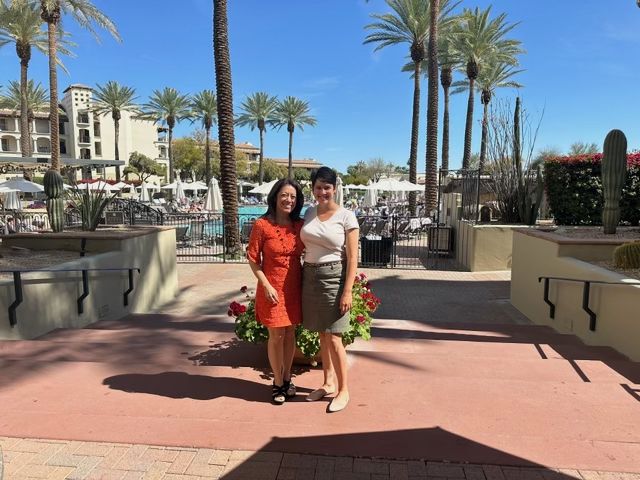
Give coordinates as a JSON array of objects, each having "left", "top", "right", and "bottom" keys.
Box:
[{"left": 301, "top": 261, "right": 350, "bottom": 333}]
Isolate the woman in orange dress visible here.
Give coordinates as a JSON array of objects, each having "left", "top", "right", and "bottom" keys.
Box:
[{"left": 246, "top": 179, "right": 305, "bottom": 404}]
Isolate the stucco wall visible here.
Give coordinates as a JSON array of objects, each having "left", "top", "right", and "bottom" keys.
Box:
[
  {"left": 456, "top": 221, "right": 524, "bottom": 272},
  {"left": 0, "top": 227, "right": 177, "bottom": 340},
  {"left": 510, "top": 229, "right": 640, "bottom": 361}
]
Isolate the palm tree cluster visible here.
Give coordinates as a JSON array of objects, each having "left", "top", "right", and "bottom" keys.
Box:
[{"left": 365, "top": 0, "right": 525, "bottom": 212}]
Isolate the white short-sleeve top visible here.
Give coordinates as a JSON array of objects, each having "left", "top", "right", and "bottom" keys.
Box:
[{"left": 301, "top": 206, "right": 359, "bottom": 264}]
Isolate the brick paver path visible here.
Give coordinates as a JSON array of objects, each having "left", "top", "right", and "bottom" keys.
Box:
[{"left": 1, "top": 437, "right": 631, "bottom": 480}]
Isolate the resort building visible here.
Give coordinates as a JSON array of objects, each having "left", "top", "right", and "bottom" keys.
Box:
[
  {"left": 211, "top": 140, "right": 323, "bottom": 172},
  {"left": 0, "top": 84, "right": 169, "bottom": 180}
]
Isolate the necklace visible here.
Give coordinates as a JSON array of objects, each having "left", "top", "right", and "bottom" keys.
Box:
[{"left": 275, "top": 222, "right": 298, "bottom": 255}]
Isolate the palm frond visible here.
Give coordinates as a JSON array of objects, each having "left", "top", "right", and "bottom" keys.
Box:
[
  {"left": 235, "top": 91, "right": 278, "bottom": 131},
  {"left": 270, "top": 96, "right": 317, "bottom": 131},
  {"left": 90, "top": 80, "right": 139, "bottom": 118}
]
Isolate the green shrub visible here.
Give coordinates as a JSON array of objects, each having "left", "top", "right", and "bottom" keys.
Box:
[{"left": 543, "top": 152, "right": 640, "bottom": 226}]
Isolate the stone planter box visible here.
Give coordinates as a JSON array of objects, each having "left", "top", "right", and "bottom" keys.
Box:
[
  {"left": 0, "top": 226, "right": 178, "bottom": 340},
  {"left": 510, "top": 229, "right": 640, "bottom": 361},
  {"left": 456, "top": 220, "right": 533, "bottom": 272}
]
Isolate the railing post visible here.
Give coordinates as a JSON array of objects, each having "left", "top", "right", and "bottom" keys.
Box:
[
  {"left": 8, "top": 272, "right": 23, "bottom": 327},
  {"left": 582, "top": 281, "right": 597, "bottom": 331},
  {"left": 77, "top": 270, "right": 89, "bottom": 315}
]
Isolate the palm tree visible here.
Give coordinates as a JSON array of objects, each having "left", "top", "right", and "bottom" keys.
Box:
[
  {"left": 0, "top": 79, "right": 50, "bottom": 153},
  {"left": 140, "top": 87, "right": 192, "bottom": 184},
  {"left": 38, "top": 0, "right": 120, "bottom": 171},
  {"left": 451, "top": 6, "right": 524, "bottom": 169},
  {"left": 364, "top": 0, "right": 459, "bottom": 214},
  {"left": 213, "top": 0, "right": 240, "bottom": 254},
  {"left": 91, "top": 81, "right": 139, "bottom": 182},
  {"left": 190, "top": 90, "right": 217, "bottom": 184},
  {"left": 271, "top": 96, "right": 317, "bottom": 179},
  {"left": 0, "top": 0, "right": 74, "bottom": 156},
  {"left": 452, "top": 62, "right": 523, "bottom": 172},
  {"left": 424, "top": 0, "right": 440, "bottom": 212},
  {"left": 235, "top": 92, "right": 278, "bottom": 185}
]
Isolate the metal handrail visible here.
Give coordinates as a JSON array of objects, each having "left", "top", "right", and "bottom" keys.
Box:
[
  {"left": 2, "top": 267, "right": 140, "bottom": 327},
  {"left": 538, "top": 276, "right": 640, "bottom": 331}
]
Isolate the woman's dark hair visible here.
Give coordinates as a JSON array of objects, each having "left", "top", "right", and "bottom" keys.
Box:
[
  {"left": 311, "top": 166, "right": 337, "bottom": 187},
  {"left": 264, "top": 179, "right": 304, "bottom": 221}
]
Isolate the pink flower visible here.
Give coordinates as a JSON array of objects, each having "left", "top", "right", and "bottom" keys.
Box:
[
  {"left": 356, "top": 314, "right": 365, "bottom": 323},
  {"left": 359, "top": 273, "right": 366, "bottom": 279}
]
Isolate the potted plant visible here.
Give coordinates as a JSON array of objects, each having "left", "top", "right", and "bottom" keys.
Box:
[{"left": 229, "top": 273, "right": 380, "bottom": 364}]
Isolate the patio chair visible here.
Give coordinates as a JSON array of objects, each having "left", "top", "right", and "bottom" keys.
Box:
[
  {"left": 373, "top": 219, "right": 388, "bottom": 236},
  {"left": 240, "top": 220, "right": 255, "bottom": 244},
  {"left": 175, "top": 226, "right": 189, "bottom": 248},
  {"left": 359, "top": 221, "right": 374, "bottom": 237}
]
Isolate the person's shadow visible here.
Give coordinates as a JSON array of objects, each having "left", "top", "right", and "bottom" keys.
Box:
[{"left": 103, "top": 371, "right": 273, "bottom": 402}]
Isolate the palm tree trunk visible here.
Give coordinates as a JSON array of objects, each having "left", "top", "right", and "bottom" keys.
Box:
[
  {"left": 425, "top": 0, "right": 439, "bottom": 213},
  {"left": 479, "top": 100, "right": 489, "bottom": 174},
  {"left": 441, "top": 77, "right": 451, "bottom": 173},
  {"left": 287, "top": 130, "right": 293, "bottom": 179},
  {"left": 205, "top": 125, "right": 211, "bottom": 184},
  {"left": 462, "top": 77, "right": 475, "bottom": 170},
  {"left": 46, "top": 21, "right": 60, "bottom": 171},
  {"left": 408, "top": 60, "right": 421, "bottom": 216},
  {"left": 19, "top": 53, "right": 30, "bottom": 157},
  {"left": 213, "top": 0, "right": 239, "bottom": 254},
  {"left": 168, "top": 126, "right": 174, "bottom": 183},
  {"left": 258, "top": 127, "right": 264, "bottom": 185},
  {"left": 114, "top": 118, "right": 121, "bottom": 182}
]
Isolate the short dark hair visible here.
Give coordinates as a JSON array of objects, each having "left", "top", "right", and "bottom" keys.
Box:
[
  {"left": 264, "top": 179, "right": 304, "bottom": 221},
  {"left": 311, "top": 166, "right": 337, "bottom": 187}
]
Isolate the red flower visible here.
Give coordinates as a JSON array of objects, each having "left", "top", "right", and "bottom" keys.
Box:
[
  {"left": 364, "top": 282, "right": 372, "bottom": 289},
  {"left": 239, "top": 305, "right": 247, "bottom": 313},
  {"left": 227, "top": 309, "right": 233, "bottom": 317},
  {"left": 240, "top": 286, "right": 247, "bottom": 293},
  {"left": 354, "top": 276, "right": 360, "bottom": 283},
  {"left": 356, "top": 314, "right": 365, "bottom": 323},
  {"left": 359, "top": 273, "right": 366, "bottom": 279}
]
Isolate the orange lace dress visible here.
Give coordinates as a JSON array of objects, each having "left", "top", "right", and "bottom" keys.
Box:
[{"left": 246, "top": 217, "right": 304, "bottom": 328}]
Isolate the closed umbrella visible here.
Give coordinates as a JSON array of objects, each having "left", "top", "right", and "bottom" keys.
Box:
[
  {"left": 204, "top": 177, "right": 223, "bottom": 212},
  {"left": 175, "top": 178, "right": 186, "bottom": 202},
  {"left": 333, "top": 176, "right": 344, "bottom": 206},
  {"left": 3, "top": 191, "right": 21, "bottom": 210},
  {"left": 362, "top": 187, "right": 377, "bottom": 208},
  {"left": 140, "top": 182, "right": 152, "bottom": 202}
]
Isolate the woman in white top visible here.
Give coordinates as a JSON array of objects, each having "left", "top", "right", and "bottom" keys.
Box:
[{"left": 300, "top": 167, "right": 359, "bottom": 413}]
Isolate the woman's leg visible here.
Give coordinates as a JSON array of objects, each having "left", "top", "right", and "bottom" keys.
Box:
[
  {"left": 267, "top": 327, "right": 286, "bottom": 402},
  {"left": 306, "top": 332, "right": 336, "bottom": 401},
  {"left": 327, "top": 333, "right": 349, "bottom": 411},
  {"left": 282, "top": 325, "right": 296, "bottom": 386}
]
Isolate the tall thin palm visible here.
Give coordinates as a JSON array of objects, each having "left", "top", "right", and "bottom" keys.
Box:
[
  {"left": 0, "top": 0, "right": 74, "bottom": 157},
  {"left": 271, "top": 96, "right": 317, "bottom": 179},
  {"left": 452, "top": 62, "right": 523, "bottom": 172},
  {"left": 91, "top": 81, "right": 138, "bottom": 182},
  {"left": 451, "top": 6, "right": 524, "bottom": 169},
  {"left": 424, "top": 0, "right": 440, "bottom": 212},
  {"left": 213, "top": 0, "right": 240, "bottom": 253},
  {"left": 141, "top": 87, "right": 192, "bottom": 184},
  {"left": 0, "top": 79, "right": 50, "bottom": 153},
  {"left": 235, "top": 92, "right": 278, "bottom": 185},
  {"left": 190, "top": 90, "right": 217, "bottom": 184},
  {"left": 38, "top": 0, "right": 120, "bottom": 171},
  {"left": 364, "top": 0, "right": 459, "bottom": 214}
]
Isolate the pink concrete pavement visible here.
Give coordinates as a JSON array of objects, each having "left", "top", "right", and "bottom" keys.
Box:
[{"left": 1, "top": 264, "right": 640, "bottom": 476}]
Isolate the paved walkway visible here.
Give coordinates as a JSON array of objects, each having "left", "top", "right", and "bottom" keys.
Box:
[{"left": 1, "top": 264, "right": 640, "bottom": 479}]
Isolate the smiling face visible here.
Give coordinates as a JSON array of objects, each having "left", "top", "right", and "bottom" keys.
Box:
[
  {"left": 313, "top": 179, "right": 335, "bottom": 205},
  {"left": 275, "top": 184, "right": 298, "bottom": 216}
]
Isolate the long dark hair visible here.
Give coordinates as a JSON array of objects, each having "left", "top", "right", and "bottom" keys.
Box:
[
  {"left": 311, "top": 166, "right": 337, "bottom": 187},
  {"left": 263, "top": 179, "right": 304, "bottom": 221}
]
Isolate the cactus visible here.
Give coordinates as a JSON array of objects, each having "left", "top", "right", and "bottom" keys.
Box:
[
  {"left": 613, "top": 240, "right": 640, "bottom": 268},
  {"left": 43, "top": 169, "right": 65, "bottom": 233},
  {"left": 601, "top": 129, "right": 627, "bottom": 234}
]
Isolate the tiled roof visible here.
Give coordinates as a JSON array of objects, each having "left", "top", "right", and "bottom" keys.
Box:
[
  {"left": 269, "top": 157, "right": 323, "bottom": 168},
  {"left": 0, "top": 109, "right": 50, "bottom": 120},
  {"left": 63, "top": 84, "right": 93, "bottom": 92}
]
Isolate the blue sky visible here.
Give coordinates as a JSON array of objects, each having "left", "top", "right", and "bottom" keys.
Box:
[{"left": 1, "top": 0, "right": 639, "bottom": 173}]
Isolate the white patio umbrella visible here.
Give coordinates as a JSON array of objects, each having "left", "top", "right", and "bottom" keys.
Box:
[
  {"left": 175, "top": 178, "right": 186, "bottom": 202},
  {"left": 346, "top": 184, "right": 367, "bottom": 190},
  {"left": 367, "top": 178, "right": 423, "bottom": 192},
  {"left": 204, "top": 177, "right": 223, "bottom": 212},
  {"left": 77, "top": 180, "right": 119, "bottom": 192},
  {"left": 362, "top": 187, "right": 377, "bottom": 208},
  {"left": 182, "top": 181, "right": 208, "bottom": 192},
  {"left": 161, "top": 182, "right": 178, "bottom": 191},
  {"left": 113, "top": 181, "right": 131, "bottom": 190},
  {"left": 333, "top": 176, "right": 344, "bottom": 207},
  {"left": 249, "top": 179, "right": 279, "bottom": 195},
  {"left": 0, "top": 178, "right": 44, "bottom": 193}
]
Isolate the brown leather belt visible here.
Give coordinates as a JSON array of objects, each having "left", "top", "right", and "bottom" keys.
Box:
[{"left": 303, "top": 260, "right": 343, "bottom": 267}]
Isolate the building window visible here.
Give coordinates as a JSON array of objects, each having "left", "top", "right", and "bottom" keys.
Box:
[
  {"left": 95, "top": 142, "right": 102, "bottom": 156},
  {"left": 1, "top": 138, "right": 8, "bottom": 151},
  {"left": 60, "top": 140, "right": 67, "bottom": 155},
  {"left": 0, "top": 119, "right": 6, "bottom": 131},
  {"left": 59, "top": 122, "right": 66, "bottom": 135}
]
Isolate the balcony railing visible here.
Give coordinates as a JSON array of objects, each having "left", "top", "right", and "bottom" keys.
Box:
[
  {"left": 35, "top": 126, "right": 50, "bottom": 134},
  {"left": 78, "top": 135, "right": 91, "bottom": 144},
  {"left": 80, "top": 154, "right": 91, "bottom": 160},
  {"left": 37, "top": 146, "right": 51, "bottom": 153},
  {"left": 77, "top": 115, "right": 90, "bottom": 124},
  {"left": 157, "top": 136, "right": 167, "bottom": 142}
]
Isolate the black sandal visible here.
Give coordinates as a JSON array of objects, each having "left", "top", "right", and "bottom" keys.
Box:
[
  {"left": 283, "top": 379, "right": 297, "bottom": 398},
  {"left": 272, "top": 383, "right": 286, "bottom": 405}
]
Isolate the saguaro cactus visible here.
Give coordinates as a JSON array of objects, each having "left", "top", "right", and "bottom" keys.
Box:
[
  {"left": 601, "top": 129, "right": 627, "bottom": 234},
  {"left": 43, "top": 169, "right": 65, "bottom": 233},
  {"left": 613, "top": 240, "right": 640, "bottom": 268}
]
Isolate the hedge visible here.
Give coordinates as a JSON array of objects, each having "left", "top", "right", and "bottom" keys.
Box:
[{"left": 543, "top": 152, "right": 640, "bottom": 226}]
